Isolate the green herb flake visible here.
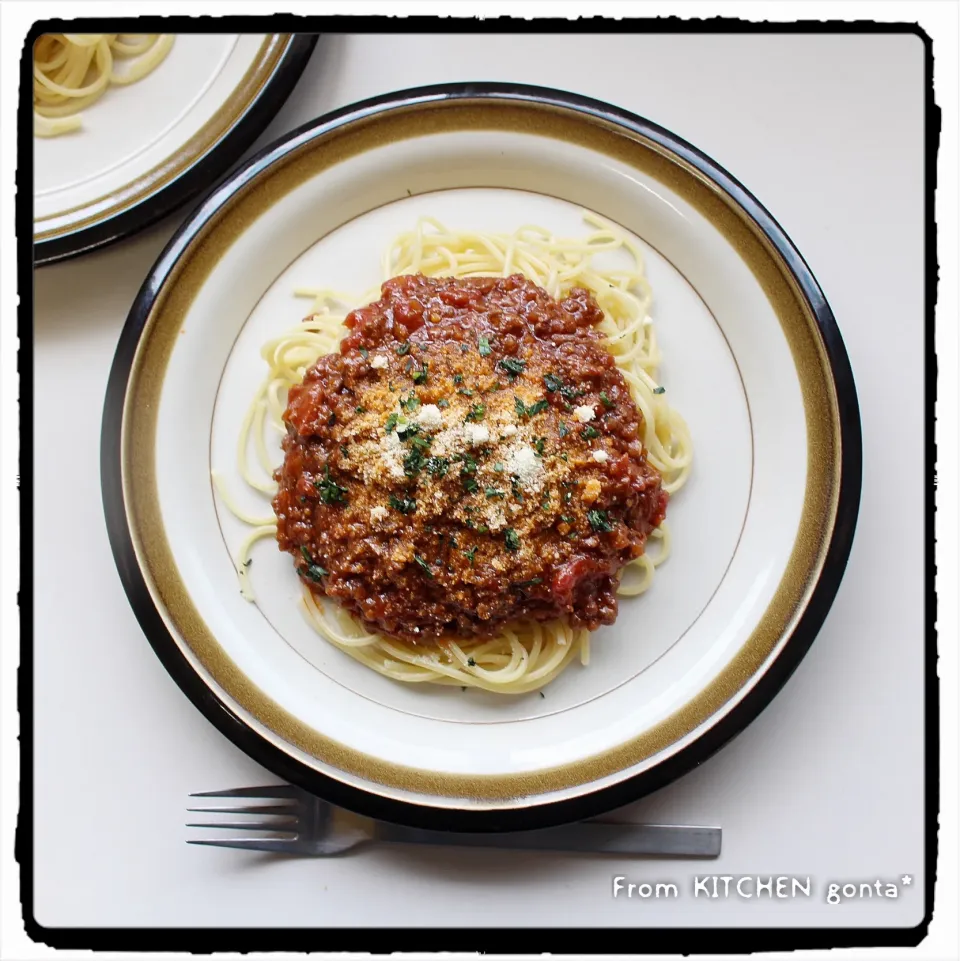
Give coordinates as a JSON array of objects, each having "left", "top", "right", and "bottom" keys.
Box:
[
  {"left": 465, "top": 403, "right": 486, "bottom": 423},
  {"left": 299, "top": 546, "right": 328, "bottom": 581},
  {"left": 389, "top": 494, "right": 417, "bottom": 515},
  {"left": 504, "top": 528, "right": 521, "bottom": 551},
  {"left": 453, "top": 373, "right": 464, "bottom": 385},
  {"left": 558, "top": 421, "right": 569, "bottom": 437},
  {"left": 513, "top": 577, "right": 542, "bottom": 591},
  {"left": 457, "top": 388, "right": 474, "bottom": 398},
  {"left": 498, "top": 356, "right": 527, "bottom": 380},
  {"left": 359, "top": 347, "right": 369, "bottom": 359},
  {"left": 463, "top": 546, "right": 478, "bottom": 565},
  {"left": 426, "top": 456, "right": 450, "bottom": 478},
  {"left": 581, "top": 425, "right": 600, "bottom": 439},
  {"left": 355, "top": 405, "right": 366, "bottom": 414},
  {"left": 437, "top": 398, "right": 450, "bottom": 409},
  {"left": 532, "top": 437, "right": 546, "bottom": 457},
  {"left": 600, "top": 392, "right": 615, "bottom": 409},
  {"left": 493, "top": 462, "right": 505, "bottom": 473},
  {"left": 478, "top": 334, "right": 493, "bottom": 356},
  {"left": 467, "top": 657, "right": 476, "bottom": 667},
  {"left": 401, "top": 394, "right": 421, "bottom": 412},
  {"left": 327, "top": 412, "right": 337, "bottom": 427},
  {"left": 314, "top": 466, "right": 348, "bottom": 505},
  {"left": 395, "top": 342, "right": 411, "bottom": 356},
  {"left": 485, "top": 487, "right": 505, "bottom": 499},
  {"left": 543, "top": 372, "right": 564, "bottom": 393},
  {"left": 653, "top": 385, "right": 666, "bottom": 394},
  {"left": 413, "top": 554, "right": 434, "bottom": 578},
  {"left": 462, "top": 475, "right": 479, "bottom": 494},
  {"left": 412, "top": 361, "right": 429, "bottom": 385},
  {"left": 384, "top": 412, "right": 399, "bottom": 433},
  {"left": 587, "top": 509, "right": 615, "bottom": 533},
  {"left": 340, "top": 445, "right": 349, "bottom": 458}
]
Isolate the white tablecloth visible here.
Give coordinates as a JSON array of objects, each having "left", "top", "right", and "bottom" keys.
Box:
[{"left": 31, "top": 32, "right": 926, "bottom": 930}]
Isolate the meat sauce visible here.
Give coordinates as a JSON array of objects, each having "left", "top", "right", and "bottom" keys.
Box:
[{"left": 273, "top": 274, "right": 667, "bottom": 644}]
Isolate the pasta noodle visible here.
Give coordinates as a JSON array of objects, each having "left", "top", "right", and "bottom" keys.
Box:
[
  {"left": 33, "top": 34, "right": 174, "bottom": 137},
  {"left": 216, "top": 212, "right": 692, "bottom": 693}
]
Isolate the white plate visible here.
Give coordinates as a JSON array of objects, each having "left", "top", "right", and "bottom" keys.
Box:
[
  {"left": 103, "top": 85, "right": 861, "bottom": 830},
  {"left": 32, "top": 32, "right": 316, "bottom": 265}
]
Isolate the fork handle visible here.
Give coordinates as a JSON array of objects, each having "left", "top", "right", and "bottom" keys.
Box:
[{"left": 374, "top": 821, "right": 721, "bottom": 857}]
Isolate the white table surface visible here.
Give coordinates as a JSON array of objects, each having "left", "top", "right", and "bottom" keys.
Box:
[{"left": 31, "top": 32, "right": 927, "bottom": 931}]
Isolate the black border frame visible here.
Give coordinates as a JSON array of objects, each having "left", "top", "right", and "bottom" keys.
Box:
[
  {"left": 31, "top": 31, "right": 318, "bottom": 267},
  {"left": 17, "top": 15, "right": 937, "bottom": 955}
]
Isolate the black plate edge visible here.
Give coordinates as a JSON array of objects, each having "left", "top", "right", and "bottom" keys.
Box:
[
  {"left": 99, "top": 82, "right": 864, "bottom": 836},
  {"left": 30, "top": 32, "right": 318, "bottom": 267}
]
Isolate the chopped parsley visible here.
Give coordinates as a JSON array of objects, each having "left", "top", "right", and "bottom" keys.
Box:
[
  {"left": 457, "top": 387, "right": 474, "bottom": 398},
  {"left": 504, "top": 528, "right": 521, "bottom": 552},
  {"left": 515, "top": 396, "right": 549, "bottom": 418},
  {"left": 389, "top": 494, "right": 417, "bottom": 515},
  {"left": 359, "top": 347, "right": 369, "bottom": 359},
  {"left": 412, "top": 361, "right": 429, "bottom": 385},
  {"left": 403, "top": 446, "right": 429, "bottom": 477},
  {"left": 437, "top": 398, "right": 450, "bottom": 409},
  {"left": 314, "top": 466, "right": 348, "bottom": 505},
  {"left": 355, "top": 405, "right": 366, "bottom": 414},
  {"left": 543, "top": 372, "right": 564, "bottom": 393},
  {"left": 465, "top": 403, "right": 486, "bottom": 423},
  {"left": 456, "top": 453, "right": 478, "bottom": 475},
  {"left": 587, "top": 509, "right": 614, "bottom": 533},
  {"left": 467, "top": 657, "right": 477, "bottom": 667},
  {"left": 561, "top": 514, "right": 574, "bottom": 524},
  {"left": 401, "top": 394, "right": 421, "bottom": 412},
  {"left": 532, "top": 437, "right": 546, "bottom": 457},
  {"left": 600, "top": 392, "right": 615, "bottom": 409},
  {"left": 493, "top": 462, "right": 505, "bottom": 473},
  {"left": 413, "top": 553, "right": 434, "bottom": 578},
  {"left": 462, "top": 475, "right": 479, "bottom": 494},
  {"left": 340, "top": 445, "right": 349, "bottom": 458},
  {"left": 463, "top": 546, "right": 478, "bottom": 566},
  {"left": 498, "top": 357, "right": 527, "bottom": 381},
  {"left": 485, "top": 487, "right": 505, "bottom": 499},
  {"left": 453, "top": 373, "right": 464, "bottom": 385},
  {"left": 327, "top": 412, "right": 337, "bottom": 427},
  {"left": 558, "top": 421, "right": 569, "bottom": 437},
  {"left": 581, "top": 425, "right": 600, "bottom": 439},
  {"left": 653, "top": 385, "right": 666, "bottom": 394},
  {"left": 299, "top": 546, "right": 327, "bottom": 581},
  {"left": 511, "top": 476, "right": 524, "bottom": 502},
  {"left": 395, "top": 342, "right": 411, "bottom": 356},
  {"left": 513, "top": 577, "right": 542, "bottom": 591},
  {"left": 425, "top": 456, "right": 450, "bottom": 478},
  {"left": 384, "top": 412, "right": 399, "bottom": 433},
  {"left": 478, "top": 334, "right": 493, "bottom": 356}
]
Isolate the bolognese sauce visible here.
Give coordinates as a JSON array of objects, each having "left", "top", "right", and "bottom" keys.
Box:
[{"left": 272, "top": 274, "right": 668, "bottom": 644}]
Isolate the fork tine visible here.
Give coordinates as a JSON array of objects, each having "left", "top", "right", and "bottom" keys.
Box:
[
  {"left": 187, "top": 838, "right": 299, "bottom": 854},
  {"left": 187, "top": 804, "right": 300, "bottom": 817},
  {"left": 186, "top": 821, "right": 297, "bottom": 833},
  {"left": 189, "top": 785, "right": 301, "bottom": 800}
]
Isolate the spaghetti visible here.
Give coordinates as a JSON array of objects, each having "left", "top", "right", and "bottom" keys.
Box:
[
  {"left": 33, "top": 34, "right": 174, "bottom": 137},
  {"left": 215, "top": 212, "right": 692, "bottom": 694}
]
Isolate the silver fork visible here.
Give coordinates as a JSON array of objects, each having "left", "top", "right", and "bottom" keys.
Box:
[{"left": 187, "top": 784, "right": 722, "bottom": 857}]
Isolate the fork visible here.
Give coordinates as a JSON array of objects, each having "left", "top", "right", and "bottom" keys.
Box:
[{"left": 187, "top": 784, "right": 722, "bottom": 857}]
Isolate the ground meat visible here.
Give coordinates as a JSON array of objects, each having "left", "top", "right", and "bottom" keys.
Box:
[{"left": 273, "top": 274, "right": 668, "bottom": 644}]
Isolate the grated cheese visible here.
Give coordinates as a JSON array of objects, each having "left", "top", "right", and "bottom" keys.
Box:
[
  {"left": 573, "top": 404, "right": 596, "bottom": 423},
  {"left": 370, "top": 355, "right": 388, "bottom": 369},
  {"left": 591, "top": 449, "right": 609, "bottom": 463},
  {"left": 505, "top": 444, "right": 545, "bottom": 492},
  {"left": 415, "top": 404, "right": 443, "bottom": 430}
]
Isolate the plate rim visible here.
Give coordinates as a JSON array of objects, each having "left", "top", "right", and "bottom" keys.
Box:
[
  {"left": 101, "top": 82, "right": 863, "bottom": 832},
  {"left": 31, "top": 32, "right": 318, "bottom": 267}
]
